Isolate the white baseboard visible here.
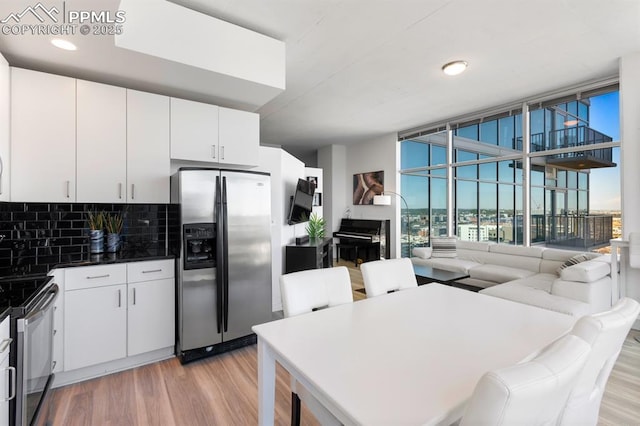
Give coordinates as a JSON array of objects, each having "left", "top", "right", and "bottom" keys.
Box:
[{"left": 52, "top": 347, "right": 175, "bottom": 388}]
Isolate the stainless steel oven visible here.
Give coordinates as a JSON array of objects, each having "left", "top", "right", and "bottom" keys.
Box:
[{"left": 6, "top": 277, "right": 58, "bottom": 426}]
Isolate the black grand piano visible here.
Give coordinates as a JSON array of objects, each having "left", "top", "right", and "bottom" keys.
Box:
[{"left": 333, "top": 219, "right": 390, "bottom": 266}]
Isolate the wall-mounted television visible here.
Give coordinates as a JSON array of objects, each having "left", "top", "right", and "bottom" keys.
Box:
[{"left": 287, "top": 178, "right": 315, "bottom": 225}]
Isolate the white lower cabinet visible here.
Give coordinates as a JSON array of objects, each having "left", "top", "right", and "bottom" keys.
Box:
[
  {"left": 127, "top": 260, "right": 175, "bottom": 356},
  {"left": 62, "top": 260, "right": 175, "bottom": 374},
  {"left": 65, "top": 283, "right": 128, "bottom": 371},
  {"left": 0, "top": 317, "right": 11, "bottom": 426}
]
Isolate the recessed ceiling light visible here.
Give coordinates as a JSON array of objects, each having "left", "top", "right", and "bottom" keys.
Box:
[
  {"left": 51, "top": 39, "right": 77, "bottom": 51},
  {"left": 442, "top": 60, "right": 468, "bottom": 76}
]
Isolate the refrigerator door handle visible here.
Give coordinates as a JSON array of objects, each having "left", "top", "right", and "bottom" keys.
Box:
[
  {"left": 222, "top": 176, "right": 230, "bottom": 332},
  {"left": 215, "top": 175, "right": 224, "bottom": 334}
]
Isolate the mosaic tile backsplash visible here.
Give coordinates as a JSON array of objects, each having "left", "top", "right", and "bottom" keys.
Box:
[{"left": 0, "top": 202, "right": 178, "bottom": 277}]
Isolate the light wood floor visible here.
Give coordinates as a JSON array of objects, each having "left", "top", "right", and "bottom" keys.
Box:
[{"left": 49, "top": 260, "right": 640, "bottom": 425}]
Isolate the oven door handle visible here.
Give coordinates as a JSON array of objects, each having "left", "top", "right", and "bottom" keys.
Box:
[{"left": 23, "top": 284, "right": 59, "bottom": 324}]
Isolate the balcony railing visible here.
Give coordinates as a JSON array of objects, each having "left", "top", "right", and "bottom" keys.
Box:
[
  {"left": 531, "top": 214, "right": 613, "bottom": 249},
  {"left": 516, "top": 126, "right": 615, "bottom": 168}
]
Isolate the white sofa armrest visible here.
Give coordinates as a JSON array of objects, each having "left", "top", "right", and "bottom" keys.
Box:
[
  {"left": 551, "top": 276, "right": 612, "bottom": 313},
  {"left": 559, "top": 259, "right": 610, "bottom": 283},
  {"left": 412, "top": 247, "right": 432, "bottom": 259}
]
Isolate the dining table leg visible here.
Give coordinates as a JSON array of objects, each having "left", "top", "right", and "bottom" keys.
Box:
[{"left": 257, "top": 337, "right": 276, "bottom": 426}]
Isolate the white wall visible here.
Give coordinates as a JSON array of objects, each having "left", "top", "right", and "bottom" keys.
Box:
[
  {"left": 345, "top": 133, "right": 399, "bottom": 258},
  {"left": 318, "top": 145, "right": 347, "bottom": 242},
  {"left": 256, "top": 146, "right": 308, "bottom": 311},
  {"left": 619, "top": 52, "right": 640, "bottom": 329}
]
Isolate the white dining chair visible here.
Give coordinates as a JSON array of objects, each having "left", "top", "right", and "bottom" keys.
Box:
[
  {"left": 460, "top": 334, "right": 591, "bottom": 425},
  {"left": 279, "top": 266, "right": 353, "bottom": 426},
  {"left": 558, "top": 297, "right": 640, "bottom": 426},
  {"left": 360, "top": 257, "right": 418, "bottom": 298}
]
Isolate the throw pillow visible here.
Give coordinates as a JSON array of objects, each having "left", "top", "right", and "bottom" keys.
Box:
[
  {"left": 556, "top": 253, "right": 591, "bottom": 274},
  {"left": 431, "top": 237, "right": 457, "bottom": 258},
  {"left": 412, "top": 247, "right": 432, "bottom": 259}
]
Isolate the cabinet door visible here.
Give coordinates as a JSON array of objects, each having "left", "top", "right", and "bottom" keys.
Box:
[
  {"left": 170, "top": 98, "right": 219, "bottom": 162},
  {"left": 76, "top": 80, "right": 127, "bottom": 202},
  {"left": 128, "top": 278, "right": 175, "bottom": 356},
  {"left": 10, "top": 68, "right": 76, "bottom": 202},
  {"left": 0, "top": 356, "right": 8, "bottom": 426},
  {"left": 0, "top": 55, "right": 9, "bottom": 202},
  {"left": 64, "top": 285, "right": 127, "bottom": 371},
  {"left": 127, "top": 90, "right": 170, "bottom": 203},
  {"left": 218, "top": 107, "right": 259, "bottom": 167}
]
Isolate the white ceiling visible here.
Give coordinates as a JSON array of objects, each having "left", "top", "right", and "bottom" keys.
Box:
[{"left": 1, "top": 0, "right": 639, "bottom": 158}]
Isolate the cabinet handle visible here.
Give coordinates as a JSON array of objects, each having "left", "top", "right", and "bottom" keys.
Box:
[
  {"left": 142, "top": 269, "right": 162, "bottom": 274},
  {"left": 131, "top": 184, "right": 135, "bottom": 200},
  {"left": 133, "top": 288, "right": 136, "bottom": 305},
  {"left": 211, "top": 145, "right": 216, "bottom": 159},
  {"left": 66, "top": 180, "right": 70, "bottom": 198},
  {"left": 86, "top": 274, "right": 110, "bottom": 280},
  {"left": 119, "top": 183, "right": 123, "bottom": 199},
  {"left": 52, "top": 361, "right": 57, "bottom": 371},
  {"left": 0, "top": 337, "right": 12, "bottom": 354},
  {"left": 53, "top": 329, "right": 57, "bottom": 336},
  {"left": 4, "top": 366, "right": 15, "bottom": 402},
  {"left": 118, "top": 289, "right": 121, "bottom": 308},
  {"left": 221, "top": 146, "right": 225, "bottom": 160}
]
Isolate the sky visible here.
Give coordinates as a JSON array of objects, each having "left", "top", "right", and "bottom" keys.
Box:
[{"left": 587, "top": 91, "right": 620, "bottom": 211}]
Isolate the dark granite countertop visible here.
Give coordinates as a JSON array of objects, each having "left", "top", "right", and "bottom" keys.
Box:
[{"left": 56, "top": 249, "right": 175, "bottom": 269}]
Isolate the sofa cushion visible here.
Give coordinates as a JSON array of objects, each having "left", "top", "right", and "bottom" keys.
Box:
[
  {"left": 557, "top": 253, "right": 592, "bottom": 274},
  {"left": 411, "top": 257, "right": 480, "bottom": 274},
  {"left": 456, "top": 240, "right": 493, "bottom": 252},
  {"left": 470, "top": 264, "right": 537, "bottom": 284},
  {"left": 560, "top": 259, "right": 610, "bottom": 283},
  {"left": 431, "top": 237, "right": 457, "bottom": 258},
  {"left": 412, "top": 247, "right": 432, "bottom": 259},
  {"left": 480, "top": 282, "right": 592, "bottom": 317},
  {"left": 552, "top": 276, "right": 613, "bottom": 313},
  {"left": 477, "top": 251, "right": 542, "bottom": 273},
  {"left": 489, "top": 244, "right": 544, "bottom": 258}
]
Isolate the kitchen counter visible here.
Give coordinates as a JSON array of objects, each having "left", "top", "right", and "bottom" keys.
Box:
[{"left": 56, "top": 249, "right": 175, "bottom": 269}]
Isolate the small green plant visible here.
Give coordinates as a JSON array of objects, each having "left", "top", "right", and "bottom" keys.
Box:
[
  {"left": 305, "top": 213, "right": 326, "bottom": 239},
  {"left": 86, "top": 211, "right": 105, "bottom": 231},
  {"left": 105, "top": 213, "right": 124, "bottom": 234}
]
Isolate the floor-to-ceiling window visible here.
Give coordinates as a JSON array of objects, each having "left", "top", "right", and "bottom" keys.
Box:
[{"left": 399, "top": 84, "right": 620, "bottom": 256}]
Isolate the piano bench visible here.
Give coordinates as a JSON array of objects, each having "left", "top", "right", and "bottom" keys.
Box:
[{"left": 336, "top": 243, "right": 361, "bottom": 267}]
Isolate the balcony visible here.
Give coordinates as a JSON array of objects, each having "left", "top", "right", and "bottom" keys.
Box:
[
  {"left": 518, "top": 126, "right": 616, "bottom": 170},
  {"left": 531, "top": 214, "right": 613, "bottom": 250},
  {"left": 545, "top": 126, "right": 615, "bottom": 169}
]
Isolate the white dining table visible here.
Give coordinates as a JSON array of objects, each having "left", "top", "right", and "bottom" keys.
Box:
[{"left": 252, "top": 283, "right": 576, "bottom": 426}]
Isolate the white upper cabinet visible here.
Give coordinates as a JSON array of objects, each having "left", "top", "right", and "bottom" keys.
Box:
[
  {"left": 76, "top": 80, "right": 127, "bottom": 202},
  {"left": 127, "top": 90, "right": 170, "bottom": 203},
  {"left": 0, "top": 54, "right": 9, "bottom": 201},
  {"left": 218, "top": 107, "right": 259, "bottom": 167},
  {"left": 11, "top": 68, "right": 76, "bottom": 202},
  {"left": 170, "top": 97, "right": 219, "bottom": 162}
]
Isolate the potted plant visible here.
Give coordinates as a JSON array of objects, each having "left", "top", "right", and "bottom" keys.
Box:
[
  {"left": 305, "top": 213, "right": 326, "bottom": 242},
  {"left": 105, "top": 213, "right": 124, "bottom": 253},
  {"left": 87, "top": 210, "right": 105, "bottom": 253}
]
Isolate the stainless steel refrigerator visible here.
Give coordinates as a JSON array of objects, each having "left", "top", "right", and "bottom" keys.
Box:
[{"left": 171, "top": 168, "right": 272, "bottom": 363}]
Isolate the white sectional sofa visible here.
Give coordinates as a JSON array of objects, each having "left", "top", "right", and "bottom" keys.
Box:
[{"left": 411, "top": 240, "right": 612, "bottom": 317}]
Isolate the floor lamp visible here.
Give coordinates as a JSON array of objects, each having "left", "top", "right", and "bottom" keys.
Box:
[{"left": 373, "top": 191, "right": 411, "bottom": 256}]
